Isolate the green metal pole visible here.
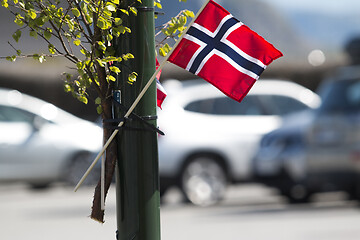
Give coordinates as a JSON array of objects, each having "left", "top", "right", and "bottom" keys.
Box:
[{"left": 113, "top": 0, "right": 160, "bottom": 239}]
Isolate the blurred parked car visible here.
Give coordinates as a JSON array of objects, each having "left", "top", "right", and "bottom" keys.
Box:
[
  {"left": 0, "top": 88, "right": 102, "bottom": 188},
  {"left": 253, "top": 66, "right": 360, "bottom": 203},
  {"left": 158, "top": 79, "right": 320, "bottom": 206}
]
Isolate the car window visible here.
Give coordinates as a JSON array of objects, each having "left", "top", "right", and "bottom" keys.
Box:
[
  {"left": 185, "top": 98, "right": 215, "bottom": 114},
  {"left": 184, "top": 95, "right": 264, "bottom": 115},
  {"left": 259, "top": 95, "right": 309, "bottom": 115},
  {"left": 0, "top": 105, "right": 35, "bottom": 123},
  {"left": 319, "top": 79, "right": 360, "bottom": 113},
  {"left": 212, "top": 96, "right": 263, "bottom": 115}
]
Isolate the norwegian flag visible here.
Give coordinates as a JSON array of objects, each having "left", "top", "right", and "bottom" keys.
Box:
[
  {"left": 156, "top": 58, "right": 167, "bottom": 108},
  {"left": 168, "top": 0, "right": 283, "bottom": 102}
]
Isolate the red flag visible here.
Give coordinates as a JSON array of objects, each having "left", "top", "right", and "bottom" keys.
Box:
[
  {"left": 168, "top": 0, "right": 283, "bottom": 102},
  {"left": 156, "top": 58, "right": 167, "bottom": 108}
]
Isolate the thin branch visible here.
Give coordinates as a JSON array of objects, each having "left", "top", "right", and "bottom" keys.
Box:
[{"left": 71, "top": 0, "right": 94, "bottom": 40}]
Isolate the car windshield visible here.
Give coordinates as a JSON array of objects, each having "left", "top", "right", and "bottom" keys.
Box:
[{"left": 318, "top": 79, "right": 360, "bottom": 113}]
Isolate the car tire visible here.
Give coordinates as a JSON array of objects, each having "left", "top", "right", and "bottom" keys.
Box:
[
  {"left": 180, "top": 155, "right": 227, "bottom": 206},
  {"left": 281, "top": 183, "right": 311, "bottom": 204},
  {"left": 65, "top": 152, "right": 99, "bottom": 186},
  {"left": 30, "top": 183, "right": 51, "bottom": 190}
]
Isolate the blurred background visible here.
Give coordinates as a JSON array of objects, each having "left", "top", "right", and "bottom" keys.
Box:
[{"left": 1, "top": 0, "right": 360, "bottom": 239}]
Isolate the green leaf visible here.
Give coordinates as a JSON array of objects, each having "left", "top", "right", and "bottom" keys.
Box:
[
  {"left": 73, "top": 39, "right": 81, "bottom": 46},
  {"left": 127, "top": 72, "right": 137, "bottom": 84},
  {"left": 103, "top": 9, "right": 112, "bottom": 18},
  {"left": 95, "top": 97, "right": 101, "bottom": 105},
  {"left": 28, "top": 9, "right": 37, "bottom": 19},
  {"left": 114, "top": 17, "right": 122, "bottom": 25},
  {"left": 154, "top": 2, "right": 162, "bottom": 9},
  {"left": 184, "top": 10, "right": 194, "bottom": 18},
  {"left": 96, "top": 18, "right": 107, "bottom": 29},
  {"left": 16, "top": 50, "right": 21, "bottom": 56},
  {"left": 72, "top": 8, "right": 81, "bottom": 17},
  {"left": 106, "top": 75, "right": 116, "bottom": 82},
  {"left": 6, "top": 56, "right": 16, "bottom": 62},
  {"left": 76, "top": 61, "right": 85, "bottom": 70},
  {"left": 78, "top": 95, "right": 88, "bottom": 104},
  {"left": 129, "top": 7, "right": 137, "bottom": 16},
  {"left": 109, "top": 66, "right": 121, "bottom": 74},
  {"left": 103, "top": 56, "right": 117, "bottom": 62},
  {"left": 179, "top": 15, "right": 187, "bottom": 25},
  {"left": 12, "top": 30, "right": 21, "bottom": 43},
  {"left": 29, "top": 30, "right": 37, "bottom": 38},
  {"left": 68, "top": 20, "right": 75, "bottom": 32},
  {"left": 1, "top": 0, "right": 9, "bottom": 8},
  {"left": 105, "top": 2, "right": 116, "bottom": 12},
  {"left": 122, "top": 53, "right": 134, "bottom": 60},
  {"left": 64, "top": 83, "right": 73, "bottom": 92},
  {"left": 96, "top": 59, "right": 105, "bottom": 67},
  {"left": 32, "top": 54, "right": 46, "bottom": 63},
  {"left": 44, "top": 28, "right": 52, "bottom": 40},
  {"left": 120, "top": 9, "right": 128, "bottom": 15},
  {"left": 113, "top": 25, "right": 125, "bottom": 35},
  {"left": 96, "top": 105, "right": 102, "bottom": 114},
  {"left": 80, "top": 49, "right": 87, "bottom": 56},
  {"left": 48, "top": 44, "right": 56, "bottom": 54},
  {"left": 159, "top": 47, "right": 166, "bottom": 57},
  {"left": 87, "top": 3, "right": 96, "bottom": 13},
  {"left": 97, "top": 41, "right": 106, "bottom": 51},
  {"left": 163, "top": 43, "right": 171, "bottom": 52},
  {"left": 106, "top": 33, "right": 113, "bottom": 42},
  {"left": 14, "top": 17, "right": 24, "bottom": 27}
]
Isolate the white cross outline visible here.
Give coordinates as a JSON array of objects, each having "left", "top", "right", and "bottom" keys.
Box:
[{"left": 183, "top": 14, "right": 266, "bottom": 79}]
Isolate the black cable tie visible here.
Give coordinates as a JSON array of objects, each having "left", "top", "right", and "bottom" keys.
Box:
[
  {"left": 137, "top": 6, "right": 154, "bottom": 12},
  {"left": 111, "top": 98, "right": 165, "bottom": 135}
]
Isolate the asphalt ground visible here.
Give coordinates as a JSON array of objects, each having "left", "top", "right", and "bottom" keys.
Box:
[{"left": 1, "top": 183, "right": 360, "bottom": 240}]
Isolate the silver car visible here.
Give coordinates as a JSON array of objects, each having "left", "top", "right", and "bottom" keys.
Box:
[
  {"left": 253, "top": 66, "right": 360, "bottom": 203},
  {"left": 158, "top": 79, "right": 320, "bottom": 206},
  {"left": 0, "top": 88, "right": 102, "bottom": 188}
]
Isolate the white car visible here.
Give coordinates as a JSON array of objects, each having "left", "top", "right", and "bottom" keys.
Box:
[
  {"left": 0, "top": 88, "right": 102, "bottom": 188},
  {"left": 158, "top": 79, "right": 320, "bottom": 206}
]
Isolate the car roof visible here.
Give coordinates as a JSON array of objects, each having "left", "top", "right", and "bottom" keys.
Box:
[
  {"left": 0, "top": 87, "right": 84, "bottom": 124},
  {"left": 162, "top": 79, "right": 321, "bottom": 109}
]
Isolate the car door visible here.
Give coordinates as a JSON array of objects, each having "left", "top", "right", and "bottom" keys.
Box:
[
  {"left": 182, "top": 95, "right": 281, "bottom": 180},
  {"left": 307, "top": 80, "right": 360, "bottom": 177},
  {"left": 0, "top": 105, "right": 39, "bottom": 181},
  {"left": 0, "top": 105, "right": 61, "bottom": 182}
]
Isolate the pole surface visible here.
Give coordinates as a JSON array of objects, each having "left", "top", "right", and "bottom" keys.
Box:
[{"left": 114, "top": 0, "right": 160, "bottom": 239}]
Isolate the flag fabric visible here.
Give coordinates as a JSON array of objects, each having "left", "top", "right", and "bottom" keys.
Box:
[
  {"left": 168, "top": 0, "right": 283, "bottom": 102},
  {"left": 156, "top": 58, "right": 167, "bottom": 108},
  {"left": 156, "top": 79, "right": 167, "bottom": 109}
]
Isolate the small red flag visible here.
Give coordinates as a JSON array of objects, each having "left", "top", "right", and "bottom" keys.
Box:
[{"left": 156, "top": 58, "right": 167, "bottom": 108}]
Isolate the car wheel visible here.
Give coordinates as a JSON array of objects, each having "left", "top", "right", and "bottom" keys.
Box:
[
  {"left": 65, "top": 152, "right": 99, "bottom": 186},
  {"left": 30, "top": 183, "right": 51, "bottom": 190},
  {"left": 180, "top": 155, "right": 227, "bottom": 206},
  {"left": 281, "top": 184, "right": 311, "bottom": 204}
]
